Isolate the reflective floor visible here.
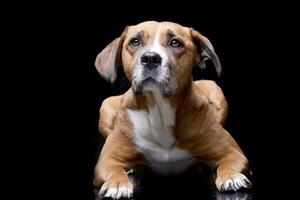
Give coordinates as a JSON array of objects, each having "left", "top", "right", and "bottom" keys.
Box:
[
  {"left": 94, "top": 172, "right": 254, "bottom": 200},
  {"left": 95, "top": 190, "right": 252, "bottom": 200},
  {"left": 213, "top": 193, "right": 251, "bottom": 200}
]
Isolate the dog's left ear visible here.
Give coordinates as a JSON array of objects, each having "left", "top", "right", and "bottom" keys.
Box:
[
  {"left": 191, "top": 28, "right": 222, "bottom": 76},
  {"left": 95, "top": 27, "right": 128, "bottom": 84}
]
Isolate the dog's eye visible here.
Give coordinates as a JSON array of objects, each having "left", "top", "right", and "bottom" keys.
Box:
[
  {"left": 170, "top": 38, "right": 182, "bottom": 48},
  {"left": 129, "top": 38, "right": 141, "bottom": 46}
]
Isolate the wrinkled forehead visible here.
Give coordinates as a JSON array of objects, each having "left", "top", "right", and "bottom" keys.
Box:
[{"left": 125, "top": 21, "right": 191, "bottom": 41}]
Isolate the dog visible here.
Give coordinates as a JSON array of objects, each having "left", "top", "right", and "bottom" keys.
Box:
[{"left": 94, "top": 21, "right": 251, "bottom": 199}]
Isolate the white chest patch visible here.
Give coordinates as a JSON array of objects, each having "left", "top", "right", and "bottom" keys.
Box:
[{"left": 127, "top": 91, "right": 193, "bottom": 174}]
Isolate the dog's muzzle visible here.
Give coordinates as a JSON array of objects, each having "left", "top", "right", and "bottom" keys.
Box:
[{"left": 132, "top": 52, "right": 176, "bottom": 97}]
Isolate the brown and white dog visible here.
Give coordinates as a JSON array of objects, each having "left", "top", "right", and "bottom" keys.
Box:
[{"left": 94, "top": 21, "right": 251, "bottom": 199}]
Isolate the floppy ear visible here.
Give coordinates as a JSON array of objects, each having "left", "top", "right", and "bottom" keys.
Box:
[
  {"left": 191, "top": 28, "right": 222, "bottom": 76},
  {"left": 95, "top": 27, "right": 128, "bottom": 83}
]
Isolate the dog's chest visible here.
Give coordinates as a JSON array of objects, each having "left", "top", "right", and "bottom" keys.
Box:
[{"left": 127, "top": 93, "right": 193, "bottom": 174}]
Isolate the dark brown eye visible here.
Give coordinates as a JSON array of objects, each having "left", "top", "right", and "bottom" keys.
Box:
[
  {"left": 129, "top": 38, "right": 140, "bottom": 46},
  {"left": 170, "top": 38, "right": 182, "bottom": 48}
]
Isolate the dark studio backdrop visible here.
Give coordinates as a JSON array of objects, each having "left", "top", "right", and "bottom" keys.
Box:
[{"left": 22, "top": 2, "right": 297, "bottom": 200}]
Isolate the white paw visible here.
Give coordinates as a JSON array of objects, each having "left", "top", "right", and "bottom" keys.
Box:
[
  {"left": 99, "top": 181, "right": 133, "bottom": 199},
  {"left": 126, "top": 169, "right": 134, "bottom": 175},
  {"left": 216, "top": 173, "right": 251, "bottom": 192}
]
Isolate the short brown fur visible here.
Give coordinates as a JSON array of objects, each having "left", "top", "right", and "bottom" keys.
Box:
[{"left": 94, "top": 21, "right": 250, "bottom": 196}]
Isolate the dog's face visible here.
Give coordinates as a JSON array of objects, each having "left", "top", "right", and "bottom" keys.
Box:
[
  {"left": 95, "top": 21, "right": 221, "bottom": 97},
  {"left": 122, "top": 21, "right": 198, "bottom": 97}
]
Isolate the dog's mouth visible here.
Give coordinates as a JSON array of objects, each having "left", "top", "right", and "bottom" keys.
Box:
[
  {"left": 131, "top": 61, "right": 177, "bottom": 97},
  {"left": 132, "top": 77, "right": 158, "bottom": 96},
  {"left": 132, "top": 76, "right": 175, "bottom": 97},
  {"left": 143, "top": 77, "right": 158, "bottom": 86}
]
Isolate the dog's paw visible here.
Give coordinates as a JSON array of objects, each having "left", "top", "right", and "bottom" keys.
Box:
[
  {"left": 99, "top": 177, "right": 133, "bottom": 199},
  {"left": 215, "top": 171, "right": 251, "bottom": 192}
]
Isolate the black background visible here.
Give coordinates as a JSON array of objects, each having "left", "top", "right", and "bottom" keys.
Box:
[{"left": 14, "top": 1, "right": 297, "bottom": 200}]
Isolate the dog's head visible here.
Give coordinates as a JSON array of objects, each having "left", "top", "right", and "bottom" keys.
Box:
[{"left": 95, "top": 21, "right": 221, "bottom": 97}]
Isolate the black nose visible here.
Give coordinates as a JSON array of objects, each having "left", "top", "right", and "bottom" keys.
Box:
[{"left": 140, "top": 52, "right": 162, "bottom": 68}]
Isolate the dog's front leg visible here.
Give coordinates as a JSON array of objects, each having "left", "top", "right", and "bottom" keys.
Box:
[
  {"left": 215, "top": 147, "right": 251, "bottom": 192},
  {"left": 94, "top": 133, "right": 142, "bottom": 199},
  {"left": 193, "top": 126, "right": 252, "bottom": 192}
]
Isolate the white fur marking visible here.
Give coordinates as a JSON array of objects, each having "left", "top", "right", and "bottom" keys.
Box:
[
  {"left": 104, "top": 187, "right": 118, "bottom": 198},
  {"left": 126, "top": 169, "right": 134, "bottom": 175},
  {"left": 150, "top": 24, "right": 169, "bottom": 65},
  {"left": 150, "top": 24, "right": 170, "bottom": 83},
  {"left": 127, "top": 89, "right": 193, "bottom": 174},
  {"left": 217, "top": 174, "right": 251, "bottom": 191},
  {"left": 132, "top": 63, "right": 144, "bottom": 86},
  {"left": 101, "top": 186, "right": 133, "bottom": 199}
]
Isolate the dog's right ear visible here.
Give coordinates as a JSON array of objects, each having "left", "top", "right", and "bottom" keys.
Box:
[
  {"left": 191, "top": 28, "right": 222, "bottom": 76},
  {"left": 95, "top": 27, "right": 128, "bottom": 84}
]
